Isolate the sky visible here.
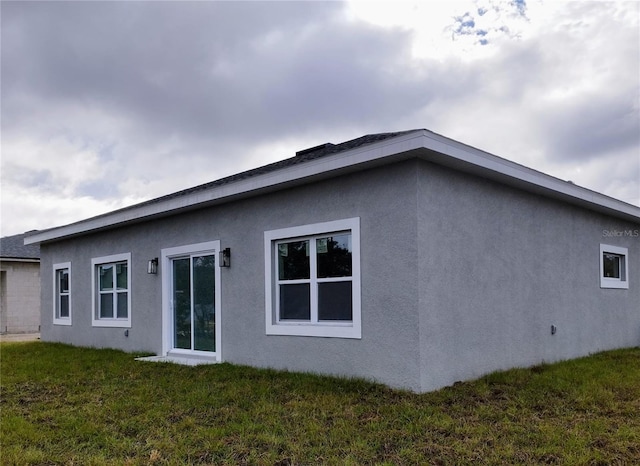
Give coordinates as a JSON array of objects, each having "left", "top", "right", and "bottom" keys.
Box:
[{"left": 1, "top": 0, "right": 639, "bottom": 237}]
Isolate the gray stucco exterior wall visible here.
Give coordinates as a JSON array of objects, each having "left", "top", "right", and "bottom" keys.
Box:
[
  {"left": 40, "top": 161, "right": 424, "bottom": 390},
  {"left": 39, "top": 158, "right": 639, "bottom": 392},
  {"left": 417, "top": 161, "right": 639, "bottom": 392}
]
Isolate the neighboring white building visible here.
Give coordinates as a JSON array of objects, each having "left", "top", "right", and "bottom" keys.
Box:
[{"left": 1, "top": 232, "right": 41, "bottom": 334}]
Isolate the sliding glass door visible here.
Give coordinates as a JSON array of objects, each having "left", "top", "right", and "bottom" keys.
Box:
[{"left": 172, "top": 254, "right": 216, "bottom": 352}]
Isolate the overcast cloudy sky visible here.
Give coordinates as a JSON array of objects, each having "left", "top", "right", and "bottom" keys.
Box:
[{"left": 1, "top": 0, "right": 638, "bottom": 237}]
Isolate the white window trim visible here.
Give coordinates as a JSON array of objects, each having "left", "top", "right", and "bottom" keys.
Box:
[
  {"left": 161, "top": 240, "right": 222, "bottom": 361},
  {"left": 264, "top": 217, "right": 361, "bottom": 339},
  {"left": 91, "top": 252, "right": 132, "bottom": 328},
  {"left": 600, "top": 244, "right": 629, "bottom": 289},
  {"left": 53, "top": 262, "right": 72, "bottom": 326}
]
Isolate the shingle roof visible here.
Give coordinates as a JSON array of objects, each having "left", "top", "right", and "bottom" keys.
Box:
[
  {"left": 129, "top": 130, "right": 419, "bottom": 210},
  {"left": 0, "top": 232, "right": 41, "bottom": 260},
  {"left": 26, "top": 127, "right": 639, "bottom": 246}
]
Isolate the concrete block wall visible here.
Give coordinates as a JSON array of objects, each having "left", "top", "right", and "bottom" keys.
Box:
[{"left": 0, "top": 261, "right": 41, "bottom": 334}]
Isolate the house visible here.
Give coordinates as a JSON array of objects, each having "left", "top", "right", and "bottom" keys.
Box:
[
  {"left": 1, "top": 232, "right": 41, "bottom": 334},
  {"left": 25, "top": 129, "right": 640, "bottom": 392}
]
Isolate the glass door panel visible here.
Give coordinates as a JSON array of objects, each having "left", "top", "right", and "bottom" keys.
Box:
[
  {"left": 172, "top": 258, "right": 191, "bottom": 349},
  {"left": 193, "top": 255, "right": 216, "bottom": 351}
]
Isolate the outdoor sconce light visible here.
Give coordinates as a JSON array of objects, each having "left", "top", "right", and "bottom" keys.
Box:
[
  {"left": 147, "top": 258, "right": 158, "bottom": 274},
  {"left": 220, "top": 248, "right": 231, "bottom": 268}
]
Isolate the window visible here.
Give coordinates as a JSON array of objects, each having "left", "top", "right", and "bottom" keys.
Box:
[
  {"left": 265, "top": 218, "right": 361, "bottom": 338},
  {"left": 53, "top": 262, "right": 72, "bottom": 325},
  {"left": 600, "top": 244, "right": 628, "bottom": 289},
  {"left": 92, "top": 253, "right": 132, "bottom": 327}
]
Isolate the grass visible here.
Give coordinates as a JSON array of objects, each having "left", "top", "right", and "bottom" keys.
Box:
[{"left": 1, "top": 343, "right": 639, "bottom": 465}]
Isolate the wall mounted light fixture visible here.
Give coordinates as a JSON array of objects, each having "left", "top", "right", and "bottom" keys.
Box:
[
  {"left": 147, "top": 258, "right": 158, "bottom": 274},
  {"left": 220, "top": 248, "right": 231, "bottom": 268}
]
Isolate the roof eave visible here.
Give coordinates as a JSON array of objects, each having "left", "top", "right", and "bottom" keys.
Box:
[
  {"left": 417, "top": 131, "right": 640, "bottom": 224},
  {"left": 25, "top": 131, "right": 426, "bottom": 245},
  {"left": 0, "top": 257, "right": 40, "bottom": 263}
]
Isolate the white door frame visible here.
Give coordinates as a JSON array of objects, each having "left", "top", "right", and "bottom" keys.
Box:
[{"left": 161, "top": 240, "right": 222, "bottom": 361}]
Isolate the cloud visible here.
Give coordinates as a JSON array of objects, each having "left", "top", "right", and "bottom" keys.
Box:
[
  {"left": 3, "top": 1, "right": 421, "bottom": 146},
  {"left": 410, "top": 1, "right": 639, "bottom": 196},
  {"left": 1, "top": 0, "right": 638, "bottom": 236}
]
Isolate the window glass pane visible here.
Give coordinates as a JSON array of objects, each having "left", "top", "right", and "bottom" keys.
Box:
[
  {"left": 317, "top": 234, "right": 352, "bottom": 278},
  {"left": 279, "top": 283, "right": 310, "bottom": 320},
  {"left": 59, "top": 295, "right": 69, "bottom": 318},
  {"left": 603, "top": 253, "right": 621, "bottom": 278},
  {"left": 116, "top": 292, "right": 128, "bottom": 318},
  {"left": 173, "top": 258, "right": 191, "bottom": 350},
  {"left": 58, "top": 269, "right": 69, "bottom": 293},
  {"left": 193, "top": 255, "right": 216, "bottom": 352},
  {"left": 318, "top": 282, "right": 352, "bottom": 321},
  {"left": 116, "top": 263, "right": 128, "bottom": 290},
  {"left": 278, "top": 240, "right": 310, "bottom": 280},
  {"left": 99, "top": 265, "right": 113, "bottom": 291},
  {"left": 100, "top": 294, "right": 114, "bottom": 318}
]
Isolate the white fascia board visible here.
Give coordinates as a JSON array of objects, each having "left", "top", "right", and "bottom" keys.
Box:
[
  {"left": 25, "top": 129, "right": 639, "bottom": 245},
  {"left": 417, "top": 131, "right": 640, "bottom": 223},
  {"left": 0, "top": 257, "right": 40, "bottom": 263}
]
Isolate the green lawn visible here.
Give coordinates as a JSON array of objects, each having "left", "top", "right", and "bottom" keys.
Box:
[{"left": 1, "top": 343, "right": 639, "bottom": 465}]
